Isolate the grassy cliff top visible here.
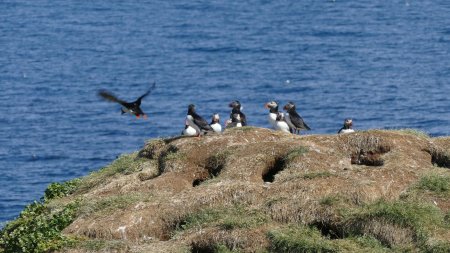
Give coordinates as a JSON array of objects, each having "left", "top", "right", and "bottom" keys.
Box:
[{"left": 1, "top": 128, "right": 450, "bottom": 252}]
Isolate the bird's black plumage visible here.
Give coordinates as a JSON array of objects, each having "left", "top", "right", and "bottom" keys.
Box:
[
  {"left": 226, "top": 113, "right": 242, "bottom": 128},
  {"left": 229, "top": 100, "right": 247, "bottom": 126},
  {"left": 98, "top": 82, "right": 156, "bottom": 118},
  {"left": 187, "top": 104, "right": 214, "bottom": 132},
  {"left": 283, "top": 102, "right": 311, "bottom": 133}
]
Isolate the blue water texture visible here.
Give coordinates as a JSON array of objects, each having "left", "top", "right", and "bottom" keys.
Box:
[{"left": 1, "top": 0, "right": 449, "bottom": 224}]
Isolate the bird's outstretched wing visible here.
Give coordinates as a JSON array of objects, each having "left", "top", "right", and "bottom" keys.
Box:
[
  {"left": 98, "top": 90, "right": 127, "bottom": 106},
  {"left": 136, "top": 82, "right": 156, "bottom": 105}
]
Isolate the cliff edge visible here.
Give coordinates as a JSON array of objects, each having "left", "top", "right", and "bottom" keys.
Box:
[{"left": 1, "top": 128, "right": 450, "bottom": 252}]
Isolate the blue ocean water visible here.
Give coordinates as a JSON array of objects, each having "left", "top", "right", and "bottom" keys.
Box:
[{"left": 1, "top": 0, "right": 449, "bottom": 225}]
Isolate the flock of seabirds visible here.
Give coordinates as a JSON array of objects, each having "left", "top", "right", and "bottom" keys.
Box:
[{"left": 98, "top": 84, "right": 355, "bottom": 136}]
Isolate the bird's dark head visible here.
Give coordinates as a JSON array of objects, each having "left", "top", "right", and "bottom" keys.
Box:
[
  {"left": 283, "top": 101, "right": 296, "bottom": 111},
  {"left": 187, "top": 104, "right": 196, "bottom": 114},
  {"left": 229, "top": 100, "right": 241, "bottom": 109},
  {"left": 344, "top": 118, "right": 353, "bottom": 128}
]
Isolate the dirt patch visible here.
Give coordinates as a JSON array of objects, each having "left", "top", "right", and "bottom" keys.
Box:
[
  {"left": 428, "top": 147, "right": 450, "bottom": 169},
  {"left": 345, "top": 134, "right": 391, "bottom": 166}
]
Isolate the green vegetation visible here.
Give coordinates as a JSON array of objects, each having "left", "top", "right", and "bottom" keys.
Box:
[
  {"left": 302, "top": 171, "right": 334, "bottom": 180},
  {"left": 177, "top": 206, "right": 267, "bottom": 232},
  {"left": 319, "top": 195, "right": 340, "bottom": 206},
  {"left": 416, "top": 174, "right": 450, "bottom": 195},
  {"left": 283, "top": 146, "right": 309, "bottom": 161},
  {"left": 268, "top": 225, "right": 336, "bottom": 252},
  {"left": 0, "top": 201, "right": 79, "bottom": 253},
  {"left": 78, "top": 193, "right": 152, "bottom": 217},
  {"left": 344, "top": 199, "right": 447, "bottom": 247},
  {"left": 44, "top": 179, "right": 81, "bottom": 201},
  {"left": 75, "top": 152, "right": 146, "bottom": 193}
]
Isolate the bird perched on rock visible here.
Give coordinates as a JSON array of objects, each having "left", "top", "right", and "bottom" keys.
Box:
[
  {"left": 186, "top": 104, "right": 214, "bottom": 136},
  {"left": 226, "top": 113, "right": 243, "bottom": 128},
  {"left": 210, "top": 113, "right": 222, "bottom": 133},
  {"left": 182, "top": 119, "right": 197, "bottom": 136},
  {"left": 264, "top": 101, "right": 280, "bottom": 129},
  {"left": 229, "top": 100, "right": 247, "bottom": 126},
  {"left": 338, "top": 118, "right": 355, "bottom": 134},
  {"left": 98, "top": 82, "right": 156, "bottom": 119},
  {"left": 283, "top": 101, "right": 311, "bottom": 134},
  {"left": 275, "top": 112, "right": 291, "bottom": 133}
]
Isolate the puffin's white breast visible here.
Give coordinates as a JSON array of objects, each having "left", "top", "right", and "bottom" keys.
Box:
[
  {"left": 210, "top": 123, "right": 222, "bottom": 133},
  {"left": 268, "top": 113, "right": 277, "bottom": 128}
]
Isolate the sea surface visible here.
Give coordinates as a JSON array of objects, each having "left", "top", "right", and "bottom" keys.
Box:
[{"left": 1, "top": 0, "right": 449, "bottom": 225}]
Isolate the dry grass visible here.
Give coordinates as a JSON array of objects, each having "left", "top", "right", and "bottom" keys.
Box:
[{"left": 11, "top": 127, "right": 449, "bottom": 253}]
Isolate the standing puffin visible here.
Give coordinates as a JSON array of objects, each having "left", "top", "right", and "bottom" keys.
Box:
[
  {"left": 210, "top": 113, "right": 222, "bottom": 133},
  {"left": 275, "top": 112, "right": 291, "bottom": 133},
  {"left": 98, "top": 82, "right": 156, "bottom": 119},
  {"left": 229, "top": 100, "right": 247, "bottom": 126},
  {"left": 186, "top": 104, "right": 214, "bottom": 136},
  {"left": 182, "top": 119, "right": 197, "bottom": 136},
  {"left": 226, "top": 113, "right": 242, "bottom": 128},
  {"left": 338, "top": 118, "right": 355, "bottom": 134},
  {"left": 264, "top": 101, "right": 280, "bottom": 129},
  {"left": 283, "top": 101, "right": 311, "bottom": 134}
]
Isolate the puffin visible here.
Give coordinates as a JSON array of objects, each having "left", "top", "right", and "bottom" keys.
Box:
[
  {"left": 264, "top": 101, "right": 280, "bottom": 129},
  {"left": 226, "top": 113, "right": 242, "bottom": 128},
  {"left": 338, "top": 118, "right": 355, "bottom": 134},
  {"left": 229, "top": 100, "right": 247, "bottom": 126},
  {"left": 186, "top": 104, "right": 214, "bottom": 136},
  {"left": 98, "top": 82, "right": 156, "bottom": 119},
  {"left": 283, "top": 101, "right": 311, "bottom": 134},
  {"left": 210, "top": 113, "right": 222, "bottom": 133},
  {"left": 182, "top": 119, "right": 197, "bottom": 136},
  {"left": 275, "top": 112, "right": 291, "bottom": 133}
]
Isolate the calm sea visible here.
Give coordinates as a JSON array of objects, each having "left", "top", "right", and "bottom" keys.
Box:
[{"left": 1, "top": 0, "right": 449, "bottom": 225}]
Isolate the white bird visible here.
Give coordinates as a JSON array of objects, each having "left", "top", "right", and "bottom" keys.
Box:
[
  {"left": 210, "top": 113, "right": 222, "bottom": 133},
  {"left": 182, "top": 119, "right": 198, "bottom": 136},
  {"left": 338, "top": 118, "right": 355, "bottom": 134},
  {"left": 264, "top": 101, "right": 280, "bottom": 129}
]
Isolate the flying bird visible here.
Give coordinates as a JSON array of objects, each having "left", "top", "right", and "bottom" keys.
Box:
[{"left": 98, "top": 82, "right": 156, "bottom": 119}]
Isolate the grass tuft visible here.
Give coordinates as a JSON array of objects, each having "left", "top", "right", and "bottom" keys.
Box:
[
  {"left": 75, "top": 152, "right": 146, "bottom": 193},
  {"left": 416, "top": 174, "right": 450, "bottom": 195},
  {"left": 302, "top": 171, "right": 334, "bottom": 180},
  {"left": 177, "top": 206, "right": 267, "bottom": 233},
  {"left": 344, "top": 199, "right": 446, "bottom": 247},
  {"left": 396, "top": 129, "right": 430, "bottom": 138},
  {"left": 268, "top": 225, "right": 336, "bottom": 253},
  {"left": 283, "top": 146, "right": 309, "bottom": 161},
  {"left": 319, "top": 195, "right": 340, "bottom": 206}
]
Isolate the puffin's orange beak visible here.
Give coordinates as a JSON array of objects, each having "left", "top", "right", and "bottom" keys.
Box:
[{"left": 264, "top": 103, "right": 270, "bottom": 109}]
